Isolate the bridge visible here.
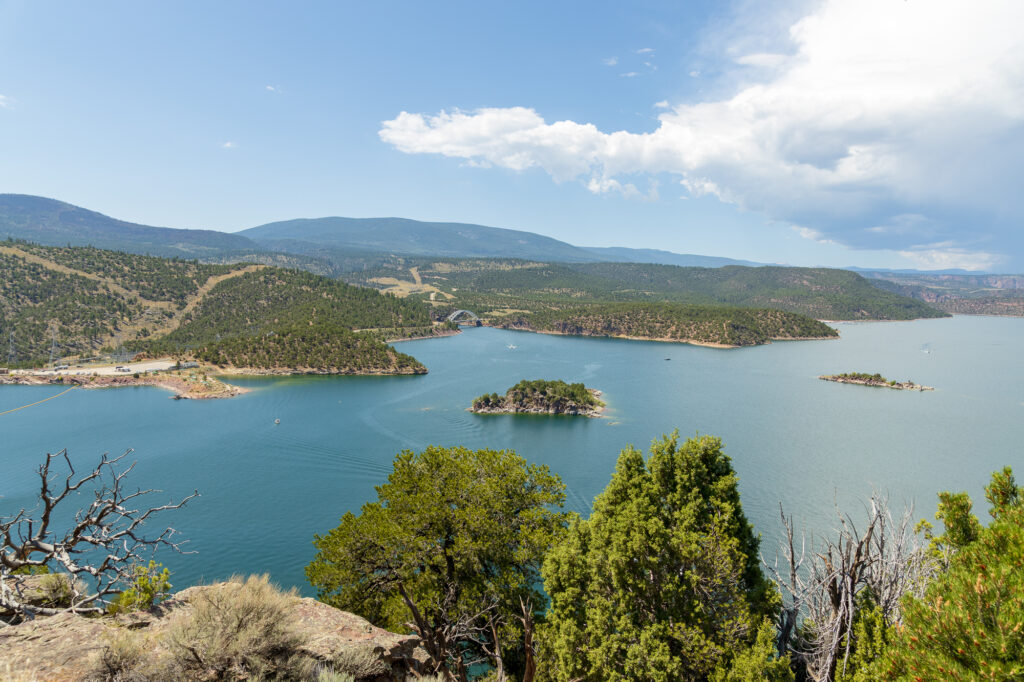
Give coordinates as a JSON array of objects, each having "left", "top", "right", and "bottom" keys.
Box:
[{"left": 446, "top": 309, "right": 481, "bottom": 324}]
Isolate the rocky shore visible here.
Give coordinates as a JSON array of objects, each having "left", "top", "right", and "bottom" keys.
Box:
[{"left": 819, "top": 373, "right": 934, "bottom": 391}]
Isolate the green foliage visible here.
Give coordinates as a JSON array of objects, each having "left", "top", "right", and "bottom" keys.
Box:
[
  {"left": 835, "top": 372, "right": 887, "bottom": 383},
  {"left": 0, "top": 241, "right": 434, "bottom": 373},
  {"left": 712, "top": 620, "right": 794, "bottom": 682},
  {"left": 192, "top": 325, "right": 425, "bottom": 374},
  {"left": 539, "top": 433, "right": 778, "bottom": 681},
  {"left": 881, "top": 509, "right": 1024, "bottom": 678},
  {"left": 151, "top": 267, "right": 430, "bottom": 348},
  {"left": 375, "top": 258, "right": 945, "bottom": 322},
  {"left": 0, "top": 249, "right": 143, "bottom": 366},
  {"left": 495, "top": 301, "right": 837, "bottom": 347},
  {"left": 834, "top": 598, "right": 897, "bottom": 681},
  {"left": 472, "top": 379, "right": 601, "bottom": 412},
  {"left": 306, "top": 445, "right": 569, "bottom": 679},
  {"left": 108, "top": 561, "right": 172, "bottom": 614}
]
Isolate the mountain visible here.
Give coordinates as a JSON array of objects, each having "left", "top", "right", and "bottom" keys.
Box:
[
  {"left": 580, "top": 246, "right": 763, "bottom": 268},
  {"left": 239, "top": 216, "right": 603, "bottom": 262},
  {"left": 0, "top": 194, "right": 259, "bottom": 258}
]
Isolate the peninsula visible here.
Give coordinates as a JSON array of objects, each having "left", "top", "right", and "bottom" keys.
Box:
[
  {"left": 471, "top": 379, "right": 605, "bottom": 417},
  {"left": 819, "top": 372, "right": 934, "bottom": 391}
]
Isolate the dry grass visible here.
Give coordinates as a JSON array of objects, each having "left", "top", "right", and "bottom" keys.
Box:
[{"left": 164, "top": 574, "right": 308, "bottom": 680}]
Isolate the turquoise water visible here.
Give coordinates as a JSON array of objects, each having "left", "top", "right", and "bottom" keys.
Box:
[{"left": 2, "top": 316, "right": 1022, "bottom": 594}]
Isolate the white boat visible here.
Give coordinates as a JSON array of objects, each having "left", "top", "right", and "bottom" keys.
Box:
[{"left": 507, "top": 344, "right": 517, "bottom": 350}]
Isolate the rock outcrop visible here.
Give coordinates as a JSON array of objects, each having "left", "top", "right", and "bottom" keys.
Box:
[{"left": 0, "top": 582, "right": 426, "bottom": 681}]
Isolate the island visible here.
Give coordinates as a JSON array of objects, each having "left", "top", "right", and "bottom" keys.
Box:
[
  {"left": 471, "top": 379, "right": 605, "bottom": 417},
  {"left": 819, "top": 372, "right": 934, "bottom": 391}
]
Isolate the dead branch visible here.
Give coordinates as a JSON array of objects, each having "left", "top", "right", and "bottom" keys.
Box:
[{"left": 0, "top": 449, "right": 197, "bottom": 620}]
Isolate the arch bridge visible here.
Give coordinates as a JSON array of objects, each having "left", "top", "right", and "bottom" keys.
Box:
[{"left": 446, "top": 309, "right": 481, "bottom": 324}]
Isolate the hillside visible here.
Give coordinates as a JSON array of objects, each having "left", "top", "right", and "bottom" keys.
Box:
[
  {"left": 865, "top": 271, "right": 1024, "bottom": 316},
  {"left": 0, "top": 194, "right": 259, "bottom": 257},
  {"left": 492, "top": 302, "right": 839, "bottom": 347},
  {"left": 358, "top": 259, "right": 946, "bottom": 321},
  {"left": 0, "top": 242, "right": 433, "bottom": 373},
  {"left": 240, "top": 216, "right": 602, "bottom": 261},
  {"left": 580, "top": 246, "right": 763, "bottom": 268}
]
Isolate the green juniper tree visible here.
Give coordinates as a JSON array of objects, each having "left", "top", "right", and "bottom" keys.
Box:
[
  {"left": 306, "top": 445, "right": 569, "bottom": 682},
  {"left": 539, "top": 433, "right": 779, "bottom": 681}
]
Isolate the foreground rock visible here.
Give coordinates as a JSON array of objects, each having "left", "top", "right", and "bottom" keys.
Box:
[{"left": 0, "top": 582, "right": 426, "bottom": 681}]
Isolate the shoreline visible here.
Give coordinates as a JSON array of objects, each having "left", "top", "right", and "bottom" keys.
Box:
[
  {"left": 0, "top": 372, "right": 248, "bottom": 400},
  {"left": 819, "top": 375, "right": 934, "bottom": 391},
  {"left": 486, "top": 323, "right": 837, "bottom": 349},
  {"left": 387, "top": 327, "right": 462, "bottom": 343}
]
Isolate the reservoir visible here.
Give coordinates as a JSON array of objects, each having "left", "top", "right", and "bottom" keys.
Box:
[{"left": 2, "top": 315, "right": 1022, "bottom": 593}]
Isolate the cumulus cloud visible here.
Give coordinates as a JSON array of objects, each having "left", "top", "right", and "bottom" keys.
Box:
[
  {"left": 654, "top": 101, "right": 670, "bottom": 109},
  {"left": 221, "top": 141, "right": 237, "bottom": 149},
  {"left": 0, "top": 95, "right": 11, "bottom": 109},
  {"left": 380, "top": 0, "right": 1024, "bottom": 269},
  {"left": 635, "top": 47, "right": 654, "bottom": 55},
  {"left": 602, "top": 57, "right": 618, "bottom": 66}
]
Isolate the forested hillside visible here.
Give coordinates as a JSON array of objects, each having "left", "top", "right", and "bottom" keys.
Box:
[
  {"left": 368, "top": 259, "right": 945, "bottom": 321},
  {"left": 0, "top": 241, "right": 435, "bottom": 372},
  {"left": 493, "top": 302, "right": 838, "bottom": 347}
]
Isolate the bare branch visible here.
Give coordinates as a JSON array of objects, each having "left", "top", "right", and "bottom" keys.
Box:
[{"left": 1, "top": 449, "right": 198, "bottom": 621}]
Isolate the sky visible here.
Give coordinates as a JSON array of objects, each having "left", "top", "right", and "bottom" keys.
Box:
[{"left": 1, "top": 0, "right": 1022, "bottom": 271}]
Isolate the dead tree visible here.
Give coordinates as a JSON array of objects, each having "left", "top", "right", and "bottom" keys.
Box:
[
  {"left": 766, "top": 494, "right": 935, "bottom": 681},
  {"left": 0, "top": 449, "right": 197, "bottom": 620}
]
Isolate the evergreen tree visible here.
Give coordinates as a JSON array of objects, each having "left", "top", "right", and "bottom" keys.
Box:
[{"left": 539, "top": 433, "right": 779, "bottom": 681}]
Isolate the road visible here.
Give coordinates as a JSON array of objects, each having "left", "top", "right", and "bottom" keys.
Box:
[{"left": 13, "top": 360, "right": 177, "bottom": 377}]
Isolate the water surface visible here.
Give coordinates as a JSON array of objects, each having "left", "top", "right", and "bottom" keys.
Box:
[{"left": 2, "top": 316, "right": 1021, "bottom": 593}]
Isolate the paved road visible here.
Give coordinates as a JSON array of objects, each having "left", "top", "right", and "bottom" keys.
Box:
[{"left": 14, "top": 360, "right": 177, "bottom": 377}]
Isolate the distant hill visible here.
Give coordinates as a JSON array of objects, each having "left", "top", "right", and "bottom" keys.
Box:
[
  {"left": 377, "top": 259, "right": 948, "bottom": 321},
  {"left": 581, "top": 246, "right": 763, "bottom": 268},
  {"left": 0, "top": 194, "right": 259, "bottom": 257},
  {"left": 0, "top": 242, "right": 434, "bottom": 372},
  {"left": 240, "top": 216, "right": 603, "bottom": 262}
]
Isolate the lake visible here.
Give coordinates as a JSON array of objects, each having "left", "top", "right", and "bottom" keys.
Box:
[{"left": 2, "top": 315, "right": 1022, "bottom": 594}]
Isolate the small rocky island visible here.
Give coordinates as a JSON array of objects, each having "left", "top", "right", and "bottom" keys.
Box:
[
  {"left": 820, "top": 372, "right": 934, "bottom": 391},
  {"left": 471, "top": 379, "right": 605, "bottom": 417}
]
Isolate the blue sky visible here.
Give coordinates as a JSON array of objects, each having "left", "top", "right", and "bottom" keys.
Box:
[{"left": 2, "top": 1, "right": 1022, "bottom": 271}]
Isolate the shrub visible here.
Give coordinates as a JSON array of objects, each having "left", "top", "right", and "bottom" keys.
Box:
[
  {"left": 165, "top": 574, "right": 308, "bottom": 680},
  {"left": 87, "top": 631, "right": 149, "bottom": 682},
  {"left": 108, "top": 561, "right": 172, "bottom": 614},
  {"left": 326, "top": 646, "right": 389, "bottom": 679},
  {"left": 39, "top": 573, "right": 74, "bottom": 608}
]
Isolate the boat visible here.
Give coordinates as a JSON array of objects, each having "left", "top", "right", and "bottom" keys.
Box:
[{"left": 507, "top": 344, "right": 517, "bottom": 350}]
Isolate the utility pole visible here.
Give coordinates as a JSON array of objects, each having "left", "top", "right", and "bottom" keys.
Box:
[{"left": 49, "top": 327, "right": 57, "bottom": 367}]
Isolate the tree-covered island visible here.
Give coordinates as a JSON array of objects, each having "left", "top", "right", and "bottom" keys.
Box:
[
  {"left": 820, "top": 371, "right": 934, "bottom": 391},
  {"left": 471, "top": 379, "right": 605, "bottom": 417}
]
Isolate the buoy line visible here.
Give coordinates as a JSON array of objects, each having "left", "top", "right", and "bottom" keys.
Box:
[{"left": 0, "top": 386, "right": 77, "bottom": 416}]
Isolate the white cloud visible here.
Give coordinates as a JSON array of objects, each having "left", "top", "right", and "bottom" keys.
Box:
[
  {"left": 620, "top": 72, "right": 639, "bottom": 78},
  {"left": 734, "top": 52, "right": 789, "bottom": 68},
  {"left": 380, "top": 0, "right": 1024, "bottom": 268},
  {"left": 265, "top": 85, "right": 278, "bottom": 92},
  {"left": 636, "top": 47, "right": 654, "bottom": 55},
  {"left": 602, "top": 57, "right": 618, "bottom": 67},
  {"left": 897, "top": 245, "right": 1003, "bottom": 272},
  {"left": 688, "top": 70, "right": 700, "bottom": 78},
  {"left": 654, "top": 101, "right": 670, "bottom": 109},
  {"left": 0, "top": 95, "right": 11, "bottom": 109},
  {"left": 221, "top": 141, "right": 237, "bottom": 149}
]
